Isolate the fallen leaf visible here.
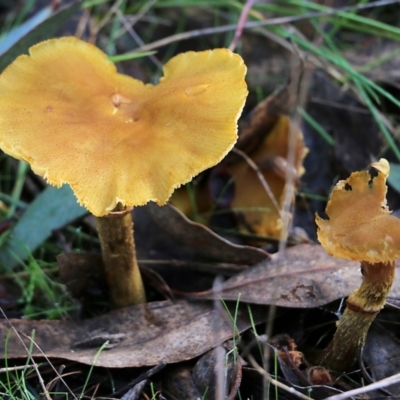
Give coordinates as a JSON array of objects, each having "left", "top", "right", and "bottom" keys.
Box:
[
  {"left": 145, "top": 203, "right": 268, "bottom": 265},
  {"left": 0, "top": 300, "right": 265, "bottom": 368},
  {"left": 57, "top": 253, "right": 106, "bottom": 300},
  {"left": 227, "top": 115, "right": 307, "bottom": 240},
  {"left": 193, "top": 244, "right": 366, "bottom": 307},
  {"left": 195, "top": 244, "right": 400, "bottom": 307},
  {"left": 363, "top": 325, "right": 400, "bottom": 396}
]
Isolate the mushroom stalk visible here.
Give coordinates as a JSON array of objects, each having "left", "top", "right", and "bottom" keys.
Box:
[
  {"left": 319, "top": 260, "right": 395, "bottom": 371},
  {"left": 96, "top": 205, "right": 146, "bottom": 307}
]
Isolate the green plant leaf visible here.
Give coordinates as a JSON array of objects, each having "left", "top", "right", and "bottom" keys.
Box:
[
  {"left": 0, "top": 185, "right": 87, "bottom": 268},
  {"left": 388, "top": 162, "right": 400, "bottom": 194},
  {"left": 0, "top": 6, "right": 52, "bottom": 56},
  {"left": 0, "top": 0, "right": 83, "bottom": 73}
]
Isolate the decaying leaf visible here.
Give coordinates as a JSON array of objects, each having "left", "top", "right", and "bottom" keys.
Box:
[
  {"left": 0, "top": 300, "right": 265, "bottom": 368},
  {"left": 193, "top": 244, "right": 400, "bottom": 308},
  {"left": 57, "top": 253, "right": 106, "bottom": 300},
  {"left": 227, "top": 115, "right": 306, "bottom": 240},
  {"left": 144, "top": 203, "right": 268, "bottom": 264},
  {"left": 363, "top": 326, "right": 400, "bottom": 396}
]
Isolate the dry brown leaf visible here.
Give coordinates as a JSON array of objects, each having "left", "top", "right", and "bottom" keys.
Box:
[
  {"left": 192, "top": 244, "right": 400, "bottom": 308},
  {"left": 145, "top": 203, "right": 268, "bottom": 264},
  {"left": 0, "top": 300, "right": 265, "bottom": 368}
]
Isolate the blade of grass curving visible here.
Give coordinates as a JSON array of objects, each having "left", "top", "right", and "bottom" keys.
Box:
[
  {"left": 108, "top": 50, "right": 156, "bottom": 62},
  {"left": 287, "top": 0, "right": 400, "bottom": 41},
  {"left": 354, "top": 78, "right": 400, "bottom": 160},
  {"left": 298, "top": 108, "right": 335, "bottom": 146},
  {"left": 79, "top": 341, "right": 111, "bottom": 400},
  {"left": 274, "top": 26, "right": 400, "bottom": 161},
  {"left": 7, "top": 161, "right": 29, "bottom": 219}
]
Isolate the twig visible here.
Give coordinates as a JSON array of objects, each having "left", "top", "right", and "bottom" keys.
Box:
[
  {"left": 0, "top": 364, "right": 37, "bottom": 373},
  {"left": 324, "top": 372, "right": 400, "bottom": 400},
  {"left": 89, "top": 0, "right": 124, "bottom": 39},
  {"left": 121, "top": 379, "right": 147, "bottom": 400},
  {"left": 247, "top": 354, "right": 315, "bottom": 400},
  {"left": 115, "top": 6, "right": 162, "bottom": 69},
  {"left": 135, "top": 0, "right": 399, "bottom": 52},
  {"left": 231, "top": 148, "right": 282, "bottom": 218},
  {"left": 110, "top": 362, "right": 167, "bottom": 397},
  {"left": 229, "top": 0, "right": 258, "bottom": 52}
]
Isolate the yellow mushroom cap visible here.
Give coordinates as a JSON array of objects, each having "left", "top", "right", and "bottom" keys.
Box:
[
  {"left": 316, "top": 158, "right": 400, "bottom": 263},
  {"left": 0, "top": 37, "right": 248, "bottom": 216}
]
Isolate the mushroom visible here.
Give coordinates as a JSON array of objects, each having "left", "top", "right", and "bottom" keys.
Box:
[
  {"left": 315, "top": 158, "right": 400, "bottom": 371},
  {"left": 0, "top": 37, "right": 248, "bottom": 307},
  {"left": 226, "top": 115, "right": 306, "bottom": 241}
]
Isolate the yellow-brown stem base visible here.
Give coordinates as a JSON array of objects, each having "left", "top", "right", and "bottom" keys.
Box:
[
  {"left": 318, "top": 261, "right": 395, "bottom": 372},
  {"left": 96, "top": 206, "right": 146, "bottom": 307}
]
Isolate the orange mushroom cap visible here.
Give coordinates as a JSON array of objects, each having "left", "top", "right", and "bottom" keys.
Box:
[
  {"left": 0, "top": 37, "right": 248, "bottom": 216},
  {"left": 316, "top": 158, "right": 400, "bottom": 263}
]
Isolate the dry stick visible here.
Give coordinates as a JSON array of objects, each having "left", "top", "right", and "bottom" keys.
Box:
[
  {"left": 128, "top": 0, "right": 158, "bottom": 26},
  {"left": 121, "top": 380, "right": 147, "bottom": 400},
  {"left": 262, "top": 43, "right": 312, "bottom": 395},
  {"left": 111, "top": 362, "right": 166, "bottom": 398},
  {"left": 115, "top": 6, "right": 162, "bottom": 69},
  {"left": 89, "top": 0, "right": 124, "bottom": 39},
  {"left": 135, "top": 0, "right": 399, "bottom": 53},
  {"left": 46, "top": 369, "right": 82, "bottom": 393},
  {"left": 247, "top": 354, "right": 315, "bottom": 400},
  {"left": 0, "top": 365, "right": 37, "bottom": 373},
  {"left": 228, "top": 0, "right": 258, "bottom": 52},
  {"left": 96, "top": 205, "right": 146, "bottom": 306},
  {"left": 324, "top": 371, "right": 400, "bottom": 400},
  {"left": 231, "top": 148, "right": 282, "bottom": 218}
]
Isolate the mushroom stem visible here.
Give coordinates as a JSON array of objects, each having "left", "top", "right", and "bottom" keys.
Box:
[
  {"left": 96, "top": 205, "right": 146, "bottom": 307},
  {"left": 319, "top": 260, "right": 395, "bottom": 371}
]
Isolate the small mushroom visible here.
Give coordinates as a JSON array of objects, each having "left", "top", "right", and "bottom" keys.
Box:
[
  {"left": 316, "top": 158, "right": 400, "bottom": 371},
  {"left": 0, "top": 37, "right": 248, "bottom": 307}
]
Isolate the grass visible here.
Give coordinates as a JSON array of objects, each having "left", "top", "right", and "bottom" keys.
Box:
[{"left": 0, "top": 0, "right": 400, "bottom": 398}]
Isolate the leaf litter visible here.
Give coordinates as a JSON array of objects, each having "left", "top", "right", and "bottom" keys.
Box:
[
  {"left": 1, "top": 1, "right": 400, "bottom": 399},
  {"left": 0, "top": 300, "right": 265, "bottom": 368}
]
